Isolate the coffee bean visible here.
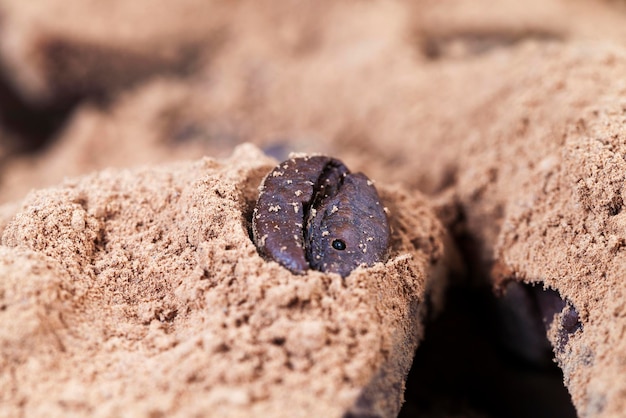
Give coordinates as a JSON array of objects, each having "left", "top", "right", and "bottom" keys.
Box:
[
  {"left": 252, "top": 156, "right": 390, "bottom": 277},
  {"left": 498, "top": 282, "right": 585, "bottom": 365},
  {"left": 532, "top": 286, "right": 582, "bottom": 351}
]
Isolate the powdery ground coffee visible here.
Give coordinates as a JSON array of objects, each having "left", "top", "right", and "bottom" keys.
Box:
[{"left": 0, "top": 144, "right": 452, "bottom": 417}]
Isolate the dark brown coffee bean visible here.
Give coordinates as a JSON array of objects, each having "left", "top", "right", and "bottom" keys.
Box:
[
  {"left": 502, "top": 282, "right": 583, "bottom": 361},
  {"left": 252, "top": 156, "right": 390, "bottom": 277},
  {"left": 532, "top": 285, "right": 582, "bottom": 352}
]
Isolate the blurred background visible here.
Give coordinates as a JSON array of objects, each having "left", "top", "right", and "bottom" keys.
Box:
[
  {"left": 2, "top": 0, "right": 626, "bottom": 416},
  {"left": 2, "top": 0, "right": 626, "bottom": 205}
]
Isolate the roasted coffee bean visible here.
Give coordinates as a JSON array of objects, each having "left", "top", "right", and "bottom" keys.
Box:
[
  {"left": 533, "top": 286, "right": 583, "bottom": 350},
  {"left": 508, "top": 283, "right": 583, "bottom": 356},
  {"left": 252, "top": 156, "right": 390, "bottom": 277}
]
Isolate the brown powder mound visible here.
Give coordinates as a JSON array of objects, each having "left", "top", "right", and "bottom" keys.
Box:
[
  {"left": 416, "top": 43, "right": 626, "bottom": 416},
  {"left": 0, "top": 0, "right": 227, "bottom": 103},
  {"left": 495, "top": 102, "right": 626, "bottom": 417},
  {"left": 0, "top": 79, "right": 223, "bottom": 204},
  {"left": 410, "top": 0, "right": 626, "bottom": 61},
  {"left": 0, "top": 144, "right": 450, "bottom": 417}
]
